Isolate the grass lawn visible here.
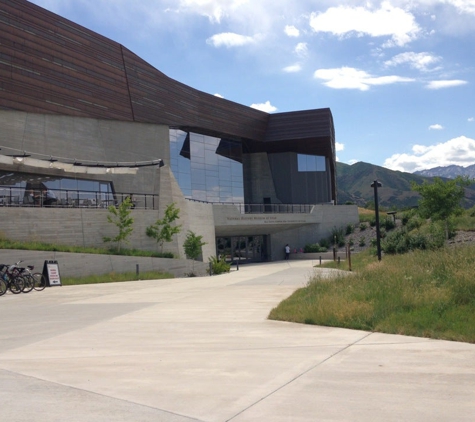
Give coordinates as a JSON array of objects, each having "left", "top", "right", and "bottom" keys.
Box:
[{"left": 269, "top": 245, "right": 475, "bottom": 343}]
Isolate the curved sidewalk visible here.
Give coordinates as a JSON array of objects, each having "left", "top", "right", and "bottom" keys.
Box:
[{"left": 1, "top": 260, "right": 474, "bottom": 421}]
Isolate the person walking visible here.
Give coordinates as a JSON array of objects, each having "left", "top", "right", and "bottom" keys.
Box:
[{"left": 284, "top": 244, "right": 290, "bottom": 260}]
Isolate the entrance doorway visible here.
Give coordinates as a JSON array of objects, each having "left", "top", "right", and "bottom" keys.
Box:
[{"left": 216, "top": 235, "right": 268, "bottom": 263}]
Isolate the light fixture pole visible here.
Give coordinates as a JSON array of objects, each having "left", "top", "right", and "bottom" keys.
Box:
[{"left": 371, "top": 180, "right": 382, "bottom": 261}]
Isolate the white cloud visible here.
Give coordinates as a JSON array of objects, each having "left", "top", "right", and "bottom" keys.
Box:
[
  {"left": 250, "top": 100, "right": 277, "bottom": 113},
  {"left": 429, "top": 124, "right": 444, "bottom": 130},
  {"left": 206, "top": 32, "right": 256, "bottom": 47},
  {"left": 283, "top": 64, "right": 302, "bottom": 73},
  {"left": 314, "top": 67, "right": 414, "bottom": 91},
  {"left": 335, "top": 142, "right": 345, "bottom": 152},
  {"left": 294, "top": 42, "right": 308, "bottom": 58},
  {"left": 284, "top": 25, "right": 299, "bottom": 37},
  {"left": 214, "top": 93, "right": 224, "bottom": 98},
  {"left": 442, "top": 0, "right": 475, "bottom": 15},
  {"left": 177, "top": 0, "right": 250, "bottom": 24},
  {"left": 383, "top": 136, "right": 475, "bottom": 172},
  {"left": 426, "top": 79, "right": 468, "bottom": 89},
  {"left": 469, "top": 117, "right": 474, "bottom": 122},
  {"left": 309, "top": 2, "right": 420, "bottom": 47},
  {"left": 384, "top": 52, "right": 441, "bottom": 72}
]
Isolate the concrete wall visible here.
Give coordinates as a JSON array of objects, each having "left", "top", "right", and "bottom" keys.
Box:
[
  {"left": 0, "top": 111, "right": 169, "bottom": 198},
  {"left": 0, "top": 250, "right": 208, "bottom": 279},
  {"left": 269, "top": 205, "right": 358, "bottom": 260}
]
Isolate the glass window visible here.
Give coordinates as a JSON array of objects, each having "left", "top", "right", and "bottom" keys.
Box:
[
  {"left": 297, "top": 154, "right": 326, "bottom": 172},
  {"left": 169, "top": 129, "right": 244, "bottom": 203}
]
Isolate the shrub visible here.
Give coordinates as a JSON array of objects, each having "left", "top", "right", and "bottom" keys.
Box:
[
  {"left": 208, "top": 256, "right": 231, "bottom": 275},
  {"left": 359, "top": 237, "right": 366, "bottom": 247},
  {"left": 382, "top": 216, "right": 396, "bottom": 231},
  {"left": 319, "top": 238, "right": 330, "bottom": 249},
  {"left": 330, "top": 226, "right": 346, "bottom": 247},
  {"left": 359, "top": 223, "right": 367, "bottom": 231},
  {"left": 304, "top": 243, "right": 328, "bottom": 253},
  {"left": 346, "top": 224, "right": 354, "bottom": 235},
  {"left": 406, "top": 215, "right": 424, "bottom": 231}
]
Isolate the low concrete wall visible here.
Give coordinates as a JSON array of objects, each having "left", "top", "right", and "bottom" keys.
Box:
[
  {"left": 289, "top": 251, "right": 348, "bottom": 261},
  {"left": 0, "top": 249, "right": 209, "bottom": 279}
]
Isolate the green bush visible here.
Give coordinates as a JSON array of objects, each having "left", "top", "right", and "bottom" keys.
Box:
[
  {"left": 330, "top": 226, "right": 346, "bottom": 247},
  {"left": 346, "top": 224, "right": 354, "bottom": 235},
  {"left": 304, "top": 243, "right": 328, "bottom": 253},
  {"left": 359, "top": 237, "right": 366, "bottom": 247},
  {"left": 208, "top": 256, "right": 231, "bottom": 275},
  {"left": 319, "top": 238, "right": 330, "bottom": 249},
  {"left": 359, "top": 222, "right": 367, "bottom": 231},
  {"left": 381, "top": 224, "right": 446, "bottom": 255},
  {"left": 381, "top": 216, "right": 396, "bottom": 231}
]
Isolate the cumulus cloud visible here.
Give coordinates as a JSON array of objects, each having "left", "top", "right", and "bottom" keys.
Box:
[
  {"left": 177, "top": 0, "right": 250, "bottom": 24},
  {"left": 314, "top": 67, "right": 414, "bottom": 91},
  {"left": 335, "top": 142, "right": 344, "bottom": 152},
  {"left": 426, "top": 79, "right": 468, "bottom": 89},
  {"left": 283, "top": 64, "right": 302, "bottom": 73},
  {"left": 309, "top": 2, "right": 420, "bottom": 47},
  {"left": 469, "top": 117, "right": 474, "bottom": 122},
  {"left": 383, "top": 136, "right": 475, "bottom": 172},
  {"left": 250, "top": 100, "right": 277, "bottom": 113},
  {"left": 206, "top": 32, "right": 256, "bottom": 47},
  {"left": 284, "top": 25, "right": 299, "bottom": 37},
  {"left": 384, "top": 52, "right": 441, "bottom": 72},
  {"left": 429, "top": 124, "right": 444, "bottom": 130}
]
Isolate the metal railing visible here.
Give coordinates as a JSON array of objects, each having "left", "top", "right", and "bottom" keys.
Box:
[{"left": 0, "top": 188, "right": 159, "bottom": 210}]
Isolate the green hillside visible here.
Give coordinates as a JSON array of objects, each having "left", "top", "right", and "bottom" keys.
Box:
[{"left": 336, "top": 162, "right": 475, "bottom": 209}]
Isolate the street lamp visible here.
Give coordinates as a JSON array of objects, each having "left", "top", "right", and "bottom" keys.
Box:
[{"left": 371, "top": 180, "right": 382, "bottom": 261}]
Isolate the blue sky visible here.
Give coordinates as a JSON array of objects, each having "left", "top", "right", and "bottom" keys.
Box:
[{"left": 30, "top": 0, "right": 475, "bottom": 173}]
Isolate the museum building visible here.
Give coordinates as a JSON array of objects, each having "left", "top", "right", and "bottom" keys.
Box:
[{"left": 0, "top": 0, "right": 358, "bottom": 262}]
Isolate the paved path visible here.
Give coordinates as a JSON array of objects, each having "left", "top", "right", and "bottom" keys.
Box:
[{"left": 1, "top": 260, "right": 474, "bottom": 421}]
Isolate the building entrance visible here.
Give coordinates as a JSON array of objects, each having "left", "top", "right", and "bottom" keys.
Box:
[{"left": 216, "top": 235, "right": 268, "bottom": 263}]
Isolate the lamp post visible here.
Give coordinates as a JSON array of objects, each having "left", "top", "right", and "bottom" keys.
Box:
[{"left": 371, "top": 180, "right": 382, "bottom": 261}]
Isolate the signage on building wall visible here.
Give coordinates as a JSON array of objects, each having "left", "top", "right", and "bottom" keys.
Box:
[{"left": 226, "top": 216, "right": 306, "bottom": 224}]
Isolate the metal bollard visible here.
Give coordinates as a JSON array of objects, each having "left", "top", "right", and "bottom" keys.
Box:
[
  {"left": 209, "top": 262, "right": 213, "bottom": 276},
  {"left": 319, "top": 256, "right": 322, "bottom": 266},
  {"left": 136, "top": 264, "right": 139, "bottom": 277}
]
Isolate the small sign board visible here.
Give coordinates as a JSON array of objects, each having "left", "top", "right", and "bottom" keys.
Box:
[{"left": 43, "top": 260, "right": 62, "bottom": 287}]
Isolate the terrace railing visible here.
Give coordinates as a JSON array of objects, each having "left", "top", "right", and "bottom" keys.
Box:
[{"left": 0, "top": 187, "right": 158, "bottom": 210}]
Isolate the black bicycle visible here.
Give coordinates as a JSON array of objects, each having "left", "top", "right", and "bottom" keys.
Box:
[{"left": 0, "top": 264, "right": 25, "bottom": 294}]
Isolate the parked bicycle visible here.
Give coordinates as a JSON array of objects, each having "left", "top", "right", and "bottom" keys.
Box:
[
  {"left": 0, "top": 261, "right": 47, "bottom": 295},
  {"left": 0, "top": 263, "right": 25, "bottom": 294}
]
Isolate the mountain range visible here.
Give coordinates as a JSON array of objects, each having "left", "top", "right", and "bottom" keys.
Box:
[{"left": 336, "top": 162, "right": 475, "bottom": 209}]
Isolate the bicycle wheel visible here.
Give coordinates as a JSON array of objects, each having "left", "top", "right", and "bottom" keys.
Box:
[
  {"left": 33, "top": 273, "right": 47, "bottom": 291},
  {"left": 0, "top": 279, "right": 7, "bottom": 296},
  {"left": 22, "top": 274, "right": 35, "bottom": 293},
  {"left": 9, "top": 276, "right": 25, "bottom": 294}
]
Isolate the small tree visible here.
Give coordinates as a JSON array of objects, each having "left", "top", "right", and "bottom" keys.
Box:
[
  {"left": 103, "top": 197, "right": 134, "bottom": 252},
  {"left": 183, "top": 231, "right": 207, "bottom": 274},
  {"left": 411, "top": 176, "right": 472, "bottom": 239},
  {"left": 146, "top": 202, "right": 182, "bottom": 253}
]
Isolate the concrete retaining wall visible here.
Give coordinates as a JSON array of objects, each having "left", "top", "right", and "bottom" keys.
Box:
[{"left": 0, "top": 249, "right": 209, "bottom": 279}]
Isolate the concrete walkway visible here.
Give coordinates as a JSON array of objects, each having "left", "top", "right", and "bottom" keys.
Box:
[{"left": 1, "top": 260, "right": 474, "bottom": 421}]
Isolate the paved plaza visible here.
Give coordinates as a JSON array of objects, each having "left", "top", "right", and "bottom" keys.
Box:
[{"left": 1, "top": 260, "right": 474, "bottom": 421}]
